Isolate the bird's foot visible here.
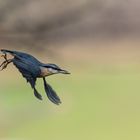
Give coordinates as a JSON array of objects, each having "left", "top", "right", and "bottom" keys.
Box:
[
  {"left": 0, "top": 59, "right": 12, "bottom": 71},
  {"left": 0, "top": 52, "right": 13, "bottom": 70},
  {"left": 1, "top": 53, "right": 8, "bottom": 61}
]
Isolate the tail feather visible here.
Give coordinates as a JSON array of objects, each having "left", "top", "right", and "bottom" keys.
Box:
[
  {"left": 43, "top": 77, "right": 61, "bottom": 105},
  {"left": 1, "top": 49, "right": 14, "bottom": 53},
  {"left": 1, "top": 49, "right": 15, "bottom": 54}
]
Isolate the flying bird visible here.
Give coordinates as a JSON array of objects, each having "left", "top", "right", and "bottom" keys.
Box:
[{"left": 0, "top": 49, "right": 70, "bottom": 105}]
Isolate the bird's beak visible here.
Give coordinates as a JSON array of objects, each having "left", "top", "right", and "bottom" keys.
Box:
[{"left": 59, "top": 69, "right": 70, "bottom": 74}]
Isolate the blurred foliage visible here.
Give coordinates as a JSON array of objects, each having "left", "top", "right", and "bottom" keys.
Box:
[{"left": 0, "top": 0, "right": 140, "bottom": 50}]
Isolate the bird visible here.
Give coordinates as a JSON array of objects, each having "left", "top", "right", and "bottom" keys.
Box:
[{"left": 0, "top": 49, "right": 70, "bottom": 105}]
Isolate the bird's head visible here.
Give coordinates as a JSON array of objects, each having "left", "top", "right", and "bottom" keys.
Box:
[{"left": 40, "top": 63, "right": 70, "bottom": 76}]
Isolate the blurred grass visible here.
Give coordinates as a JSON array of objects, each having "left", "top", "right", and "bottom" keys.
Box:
[{"left": 1, "top": 40, "right": 140, "bottom": 140}]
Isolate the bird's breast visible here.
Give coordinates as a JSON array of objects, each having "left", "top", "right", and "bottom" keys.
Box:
[{"left": 39, "top": 67, "right": 52, "bottom": 77}]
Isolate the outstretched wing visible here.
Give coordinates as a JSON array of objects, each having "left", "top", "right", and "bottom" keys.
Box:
[
  {"left": 27, "top": 76, "right": 42, "bottom": 100},
  {"left": 43, "top": 77, "right": 61, "bottom": 105},
  {"left": 13, "top": 58, "right": 42, "bottom": 100}
]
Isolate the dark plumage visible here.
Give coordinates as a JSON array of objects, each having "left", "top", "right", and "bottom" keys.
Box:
[{"left": 0, "top": 49, "right": 70, "bottom": 105}]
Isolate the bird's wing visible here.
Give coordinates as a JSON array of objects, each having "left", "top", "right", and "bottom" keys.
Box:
[
  {"left": 27, "top": 76, "right": 42, "bottom": 100},
  {"left": 43, "top": 77, "right": 61, "bottom": 105},
  {"left": 13, "top": 56, "right": 41, "bottom": 77},
  {"left": 13, "top": 59, "right": 42, "bottom": 100}
]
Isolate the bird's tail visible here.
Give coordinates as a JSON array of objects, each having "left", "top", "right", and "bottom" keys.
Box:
[
  {"left": 43, "top": 77, "right": 61, "bottom": 105},
  {"left": 1, "top": 49, "right": 15, "bottom": 54}
]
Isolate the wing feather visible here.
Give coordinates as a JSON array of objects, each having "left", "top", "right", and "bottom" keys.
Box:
[
  {"left": 13, "top": 58, "right": 42, "bottom": 100},
  {"left": 43, "top": 77, "right": 61, "bottom": 105}
]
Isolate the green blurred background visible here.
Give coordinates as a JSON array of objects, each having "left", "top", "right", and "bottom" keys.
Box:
[{"left": 0, "top": 0, "right": 140, "bottom": 140}]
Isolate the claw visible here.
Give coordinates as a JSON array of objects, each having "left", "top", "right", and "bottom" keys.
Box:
[
  {"left": 0, "top": 58, "right": 12, "bottom": 71},
  {"left": 0, "top": 51, "right": 12, "bottom": 70},
  {"left": 0, "top": 60, "right": 7, "bottom": 71}
]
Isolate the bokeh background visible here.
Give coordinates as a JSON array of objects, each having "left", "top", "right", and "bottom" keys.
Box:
[{"left": 0, "top": 0, "right": 140, "bottom": 140}]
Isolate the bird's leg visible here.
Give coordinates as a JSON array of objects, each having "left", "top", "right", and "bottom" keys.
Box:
[
  {"left": 0, "top": 53, "right": 13, "bottom": 70},
  {"left": 3, "top": 53, "right": 7, "bottom": 60},
  {"left": 0, "top": 59, "right": 12, "bottom": 70},
  {"left": 1, "top": 53, "right": 8, "bottom": 61}
]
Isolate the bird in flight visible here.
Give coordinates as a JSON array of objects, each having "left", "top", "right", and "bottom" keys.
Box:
[{"left": 0, "top": 49, "right": 70, "bottom": 105}]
